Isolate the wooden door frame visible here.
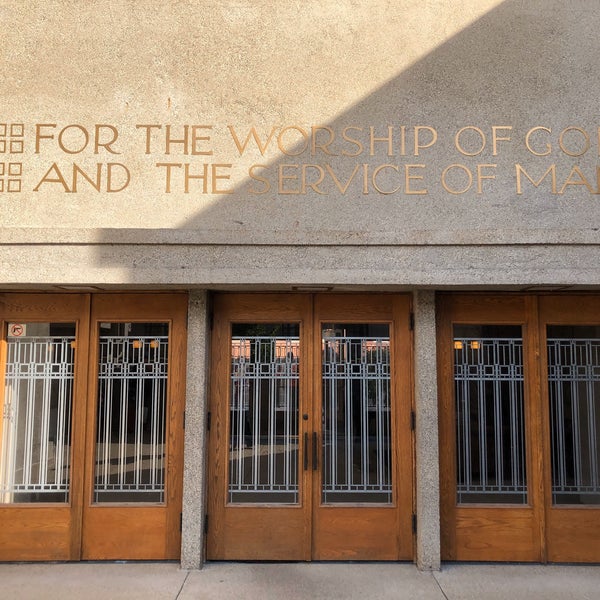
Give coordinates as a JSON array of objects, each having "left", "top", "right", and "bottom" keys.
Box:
[
  {"left": 0, "top": 293, "right": 91, "bottom": 561},
  {"left": 82, "top": 293, "right": 187, "bottom": 560},
  {"left": 437, "top": 294, "right": 545, "bottom": 562},
  {"left": 206, "top": 293, "right": 313, "bottom": 560},
  {"left": 206, "top": 292, "right": 415, "bottom": 561},
  {"left": 311, "top": 294, "right": 414, "bottom": 560},
  {"left": 538, "top": 295, "right": 600, "bottom": 563},
  {"left": 439, "top": 292, "right": 600, "bottom": 564}
]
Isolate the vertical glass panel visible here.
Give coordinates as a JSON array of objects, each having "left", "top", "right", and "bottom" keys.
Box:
[
  {"left": 454, "top": 325, "right": 527, "bottom": 504},
  {"left": 1, "top": 323, "right": 75, "bottom": 504},
  {"left": 228, "top": 324, "right": 300, "bottom": 504},
  {"left": 321, "top": 323, "right": 392, "bottom": 504},
  {"left": 547, "top": 325, "right": 600, "bottom": 505},
  {"left": 94, "top": 322, "right": 168, "bottom": 503}
]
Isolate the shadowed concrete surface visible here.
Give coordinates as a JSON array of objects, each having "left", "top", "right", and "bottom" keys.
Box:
[{"left": 0, "top": 562, "right": 599, "bottom": 599}]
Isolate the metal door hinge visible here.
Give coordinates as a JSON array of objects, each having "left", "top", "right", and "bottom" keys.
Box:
[
  {"left": 412, "top": 513, "right": 417, "bottom": 535},
  {"left": 183, "top": 411, "right": 186, "bottom": 430},
  {"left": 204, "top": 514, "right": 209, "bottom": 534},
  {"left": 180, "top": 513, "right": 183, "bottom": 532},
  {"left": 209, "top": 311, "right": 214, "bottom": 330},
  {"left": 410, "top": 410, "right": 416, "bottom": 431},
  {"left": 207, "top": 411, "right": 212, "bottom": 432},
  {"left": 409, "top": 312, "right": 415, "bottom": 331}
]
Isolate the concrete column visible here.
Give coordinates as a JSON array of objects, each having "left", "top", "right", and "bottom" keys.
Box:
[
  {"left": 413, "top": 290, "right": 441, "bottom": 570},
  {"left": 180, "top": 290, "right": 210, "bottom": 569}
]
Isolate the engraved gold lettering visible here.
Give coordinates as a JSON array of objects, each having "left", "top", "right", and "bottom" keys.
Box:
[
  {"left": 441, "top": 164, "right": 473, "bottom": 194},
  {"left": 156, "top": 162, "right": 182, "bottom": 193},
  {"left": 106, "top": 163, "right": 130, "bottom": 192},
  {"left": 362, "top": 163, "right": 369, "bottom": 194},
  {"left": 94, "top": 125, "right": 121, "bottom": 154},
  {"left": 35, "top": 124, "right": 57, "bottom": 153},
  {"left": 137, "top": 124, "right": 162, "bottom": 154},
  {"left": 558, "top": 127, "right": 591, "bottom": 157},
  {"left": 414, "top": 126, "right": 437, "bottom": 156},
  {"left": 211, "top": 164, "right": 233, "bottom": 194},
  {"left": 165, "top": 125, "right": 189, "bottom": 155},
  {"left": 454, "top": 127, "right": 486, "bottom": 156},
  {"left": 324, "top": 163, "right": 361, "bottom": 194},
  {"left": 248, "top": 164, "right": 271, "bottom": 194},
  {"left": 278, "top": 164, "right": 300, "bottom": 194},
  {"left": 491, "top": 126, "right": 512, "bottom": 156},
  {"left": 33, "top": 163, "right": 71, "bottom": 192},
  {"left": 72, "top": 163, "right": 102, "bottom": 191},
  {"left": 311, "top": 126, "right": 337, "bottom": 156},
  {"left": 369, "top": 126, "right": 394, "bottom": 156},
  {"left": 191, "top": 126, "right": 213, "bottom": 156},
  {"left": 58, "top": 125, "right": 89, "bottom": 154},
  {"left": 525, "top": 127, "right": 551, "bottom": 156},
  {"left": 301, "top": 165, "right": 326, "bottom": 194},
  {"left": 341, "top": 127, "right": 363, "bottom": 157},
  {"left": 405, "top": 164, "right": 427, "bottom": 195},
  {"left": 228, "top": 125, "right": 278, "bottom": 156},
  {"left": 184, "top": 162, "right": 208, "bottom": 193},
  {"left": 277, "top": 126, "right": 309, "bottom": 156},
  {"left": 476, "top": 164, "right": 496, "bottom": 193},
  {"left": 372, "top": 164, "right": 401, "bottom": 194},
  {"left": 558, "top": 165, "right": 596, "bottom": 194},
  {"left": 515, "top": 164, "right": 557, "bottom": 194}
]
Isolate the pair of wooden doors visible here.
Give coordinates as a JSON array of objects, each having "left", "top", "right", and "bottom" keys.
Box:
[
  {"left": 206, "top": 294, "right": 414, "bottom": 561},
  {"left": 0, "top": 293, "right": 186, "bottom": 561},
  {"left": 439, "top": 295, "right": 600, "bottom": 562}
]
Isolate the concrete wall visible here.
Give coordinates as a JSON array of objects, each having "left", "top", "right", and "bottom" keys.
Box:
[{"left": 0, "top": 1, "right": 598, "bottom": 290}]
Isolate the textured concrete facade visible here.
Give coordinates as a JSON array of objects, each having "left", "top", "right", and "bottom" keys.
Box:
[
  {"left": 181, "top": 291, "right": 210, "bottom": 570},
  {"left": 1, "top": 0, "right": 600, "bottom": 570},
  {"left": 413, "top": 291, "right": 441, "bottom": 571},
  {"left": 1, "top": 0, "right": 599, "bottom": 290}
]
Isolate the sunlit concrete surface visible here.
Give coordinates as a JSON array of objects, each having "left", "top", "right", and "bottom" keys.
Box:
[{"left": 0, "top": 562, "right": 599, "bottom": 600}]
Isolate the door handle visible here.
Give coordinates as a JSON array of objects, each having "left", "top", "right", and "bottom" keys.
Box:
[
  {"left": 312, "top": 432, "right": 318, "bottom": 471},
  {"left": 303, "top": 432, "right": 308, "bottom": 470}
]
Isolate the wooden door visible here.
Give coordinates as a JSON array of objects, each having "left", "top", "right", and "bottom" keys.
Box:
[
  {"left": 539, "top": 296, "right": 600, "bottom": 563},
  {"left": 81, "top": 294, "right": 187, "bottom": 560},
  {"left": 0, "top": 294, "right": 91, "bottom": 561},
  {"left": 439, "top": 294, "right": 600, "bottom": 563},
  {"left": 311, "top": 295, "right": 414, "bottom": 560},
  {"left": 438, "top": 295, "right": 544, "bottom": 562},
  {"left": 0, "top": 293, "right": 186, "bottom": 561},
  {"left": 206, "top": 293, "right": 414, "bottom": 561}
]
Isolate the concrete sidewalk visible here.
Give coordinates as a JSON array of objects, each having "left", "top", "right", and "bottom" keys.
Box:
[{"left": 0, "top": 562, "right": 598, "bottom": 600}]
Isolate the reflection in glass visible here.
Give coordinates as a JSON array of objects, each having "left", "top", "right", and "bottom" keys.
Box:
[
  {"left": 321, "top": 323, "right": 392, "bottom": 504},
  {"left": 228, "top": 324, "right": 299, "bottom": 504},
  {"left": 454, "top": 325, "right": 527, "bottom": 504},
  {"left": 94, "top": 322, "right": 168, "bottom": 503},
  {"left": 0, "top": 323, "right": 75, "bottom": 504},
  {"left": 547, "top": 325, "right": 600, "bottom": 505}
]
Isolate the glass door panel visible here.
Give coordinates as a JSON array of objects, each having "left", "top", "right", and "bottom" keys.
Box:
[
  {"left": 453, "top": 324, "right": 527, "bottom": 505},
  {"left": 547, "top": 325, "right": 600, "bottom": 506},
  {"left": 1, "top": 323, "right": 76, "bottom": 504},
  {"left": 321, "top": 323, "right": 392, "bottom": 504},
  {"left": 94, "top": 322, "right": 169, "bottom": 504},
  {"left": 438, "top": 295, "right": 543, "bottom": 562},
  {"left": 228, "top": 323, "right": 300, "bottom": 504}
]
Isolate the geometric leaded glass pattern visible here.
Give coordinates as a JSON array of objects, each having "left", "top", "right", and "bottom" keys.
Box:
[
  {"left": 0, "top": 324, "right": 75, "bottom": 503},
  {"left": 228, "top": 324, "right": 300, "bottom": 504},
  {"left": 547, "top": 326, "right": 600, "bottom": 505},
  {"left": 454, "top": 325, "right": 528, "bottom": 504},
  {"left": 321, "top": 324, "right": 392, "bottom": 504},
  {"left": 94, "top": 323, "right": 169, "bottom": 503}
]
